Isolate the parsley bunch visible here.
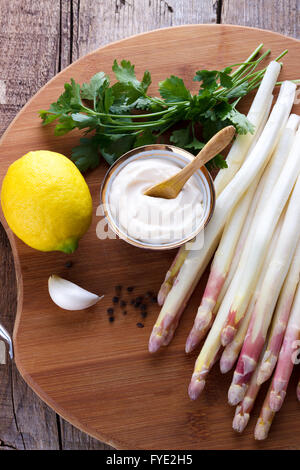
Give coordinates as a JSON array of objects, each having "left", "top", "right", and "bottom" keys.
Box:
[{"left": 40, "top": 44, "right": 287, "bottom": 172}]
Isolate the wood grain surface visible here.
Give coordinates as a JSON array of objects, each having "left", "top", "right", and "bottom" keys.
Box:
[
  {"left": 0, "top": 0, "right": 299, "bottom": 451},
  {"left": 1, "top": 23, "right": 300, "bottom": 450}
]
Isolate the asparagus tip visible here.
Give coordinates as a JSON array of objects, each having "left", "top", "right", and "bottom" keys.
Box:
[
  {"left": 148, "top": 325, "right": 165, "bottom": 353},
  {"left": 185, "top": 337, "right": 195, "bottom": 354},
  {"left": 148, "top": 333, "right": 164, "bottom": 353},
  {"left": 220, "top": 352, "right": 236, "bottom": 374},
  {"left": 269, "top": 390, "right": 285, "bottom": 412},
  {"left": 232, "top": 406, "right": 250, "bottom": 433},
  {"left": 221, "top": 324, "right": 237, "bottom": 346},
  {"left": 157, "top": 286, "right": 168, "bottom": 306},
  {"left": 254, "top": 420, "right": 269, "bottom": 441},
  {"left": 256, "top": 360, "right": 274, "bottom": 386},
  {"left": 188, "top": 377, "right": 206, "bottom": 400},
  {"left": 185, "top": 327, "right": 204, "bottom": 354}
]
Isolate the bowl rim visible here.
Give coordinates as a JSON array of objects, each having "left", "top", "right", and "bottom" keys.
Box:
[{"left": 99, "top": 144, "right": 216, "bottom": 250}]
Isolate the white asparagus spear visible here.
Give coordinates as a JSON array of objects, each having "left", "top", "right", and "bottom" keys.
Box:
[
  {"left": 158, "top": 94, "right": 273, "bottom": 309},
  {"left": 157, "top": 63, "right": 280, "bottom": 306},
  {"left": 221, "top": 97, "right": 300, "bottom": 347},
  {"left": 213, "top": 169, "right": 266, "bottom": 314},
  {"left": 188, "top": 206, "right": 284, "bottom": 399},
  {"left": 254, "top": 384, "right": 275, "bottom": 440},
  {"left": 217, "top": 113, "right": 300, "bottom": 311},
  {"left": 186, "top": 111, "right": 298, "bottom": 354},
  {"left": 219, "top": 115, "right": 300, "bottom": 368},
  {"left": 228, "top": 175, "right": 300, "bottom": 406},
  {"left": 188, "top": 98, "right": 297, "bottom": 398},
  {"left": 233, "top": 345, "right": 267, "bottom": 433},
  {"left": 214, "top": 61, "right": 281, "bottom": 196},
  {"left": 220, "top": 212, "right": 284, "bottom": 374},
  {"left": 257, "top": 238, "right": 300, "bottom": 385},
  {"left": 269, "top": 282, "right": 300, "bottom": 412},
  {"left": 185, "top": 186, "right": 257, "bottom": 353},
  {"left": 149, "top": 83, "right": 294, "bottom": 354},
  {"left": 255, "top": 283, "right": 300, "bottom": 440}
]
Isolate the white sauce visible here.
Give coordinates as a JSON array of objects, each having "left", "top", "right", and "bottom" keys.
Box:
[{"left": 108, "top": 158, "right": 204, "bottom": 244}]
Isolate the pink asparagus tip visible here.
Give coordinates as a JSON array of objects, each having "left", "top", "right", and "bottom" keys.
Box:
[
  {"left": 297, "top": 382, "right": 300, "bottom": 402},
  {"left": 185, "top": 328, "right": 202, "bottom": 354},
  {"left": 188, "top": 376, "right": 206, "bottom": 400},
  {"left": 228, "top": 384, "right": 245, "bottom": 406},
  {"left": 232, "top": 406, "right": 250, "bottom": 433},
  {"left": 220, "top": 349, "right": 237, "bottom": 374},
  {"left": 148, "top": 332, "right": 165, "bottom": 353},
  {"left": 269, "top": 390, "right": 285, "bottom": 412},
  {"left": 157, "top": 285, "right": 169, "bottom": 306},
  {"left": 221, "top": 324, "right": 237, "bottom": 347},
  {"left": 162, "top": 325, "right": 176, "bottom": 347},
  {"left": 185, "top": 335, "right": 196, "bottom": 354},
  {"left": 257, "top": 359, "right": 275, "bottom": 386},
  {"left": 254, "top": 419, "right": 269, "bottom": 441},
  {"left": 185, "top": 311, "right": 213, "bottom": 354},
  {"left": 149, "top": 314, "right": 176, "bottom": 353}
]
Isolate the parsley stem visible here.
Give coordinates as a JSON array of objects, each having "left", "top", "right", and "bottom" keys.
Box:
[
  {"left": 80, "top": 104, "right": 173, "bottom": 119},
  {"left": 274, "top": 49, "right": 288, "bottom": 61},
  {"left": 101, "top": 118, "right": 172, "bottom": 131},
  {"left": 214, "top": 50, "right": 271, "bottom": 99},
  {"left": 276, "top": 79, "right": 300, "bottom": 85},
  {"left": 230, "top": 43, "right": 265, "bottom": 79}
]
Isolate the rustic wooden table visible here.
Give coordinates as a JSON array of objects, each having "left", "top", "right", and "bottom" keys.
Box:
[{"left": 0, "top": 0, "right": 299, "bottom": 451}]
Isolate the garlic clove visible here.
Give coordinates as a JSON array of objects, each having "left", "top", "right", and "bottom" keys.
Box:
[{"left": 48, "top": 275, "right": 103, "bottom": 311}]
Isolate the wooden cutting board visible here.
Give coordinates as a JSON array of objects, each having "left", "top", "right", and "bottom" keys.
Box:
[{"left": 0, "top": 24, "right": 300, "bottom": 450}]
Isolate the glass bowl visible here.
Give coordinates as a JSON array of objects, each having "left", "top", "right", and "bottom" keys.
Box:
[{"left": 100, "top": 144, "right": 215, "bottom": 250}]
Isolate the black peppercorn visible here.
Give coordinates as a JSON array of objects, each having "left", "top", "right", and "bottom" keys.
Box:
[{"left": 115, "top": 285, "right": 122, "bottom": 295}]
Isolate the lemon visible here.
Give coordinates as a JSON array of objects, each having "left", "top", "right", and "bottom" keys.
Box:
[{"left": 1, "top": 150, "right": 93, "bottom": 253}]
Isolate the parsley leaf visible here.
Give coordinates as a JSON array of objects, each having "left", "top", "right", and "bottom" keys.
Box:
[
  {"left": 184, "top": 138, "right": 205, "bottom": 150},
  {"left": 101, "top": 134, "right": 136, "bottom": 165},
  {"left": 159, "top": 76, "right": 191, "bottom": 103},
  {"left": 81, "top": 72, "right": 110, "bottom": 104},
  {"left": 71, "top": 136, "right": 101, "bottom": 172},
  {"left": 170, "top": 127, "right": 191, "bottom": 147},
  {"left": 112, "top": 60, "right": 151, "bottom": 94},
  {"left": 194, "top": 70, "right": 219, "bottom": 91},
  {"left": 134, "top": 130, "right": 156, "bottom": 148},
  {"left": 219, "top": 71, "right": 234, "bottom": 88},
  {"left": 206, "top": 154, "right": 228, "bottom": 171},
  {"left": 228, "top": 108, "right": 254, "bottom": 134}
]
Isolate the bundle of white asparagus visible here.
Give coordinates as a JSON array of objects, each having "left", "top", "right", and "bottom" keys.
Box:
[{"left": 149, "top": 59, "right": 300, "bottom": 439}]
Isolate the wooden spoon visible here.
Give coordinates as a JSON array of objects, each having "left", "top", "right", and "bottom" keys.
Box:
[{"left": 144, "top": 125, "right": 236, "bottom": 199}]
